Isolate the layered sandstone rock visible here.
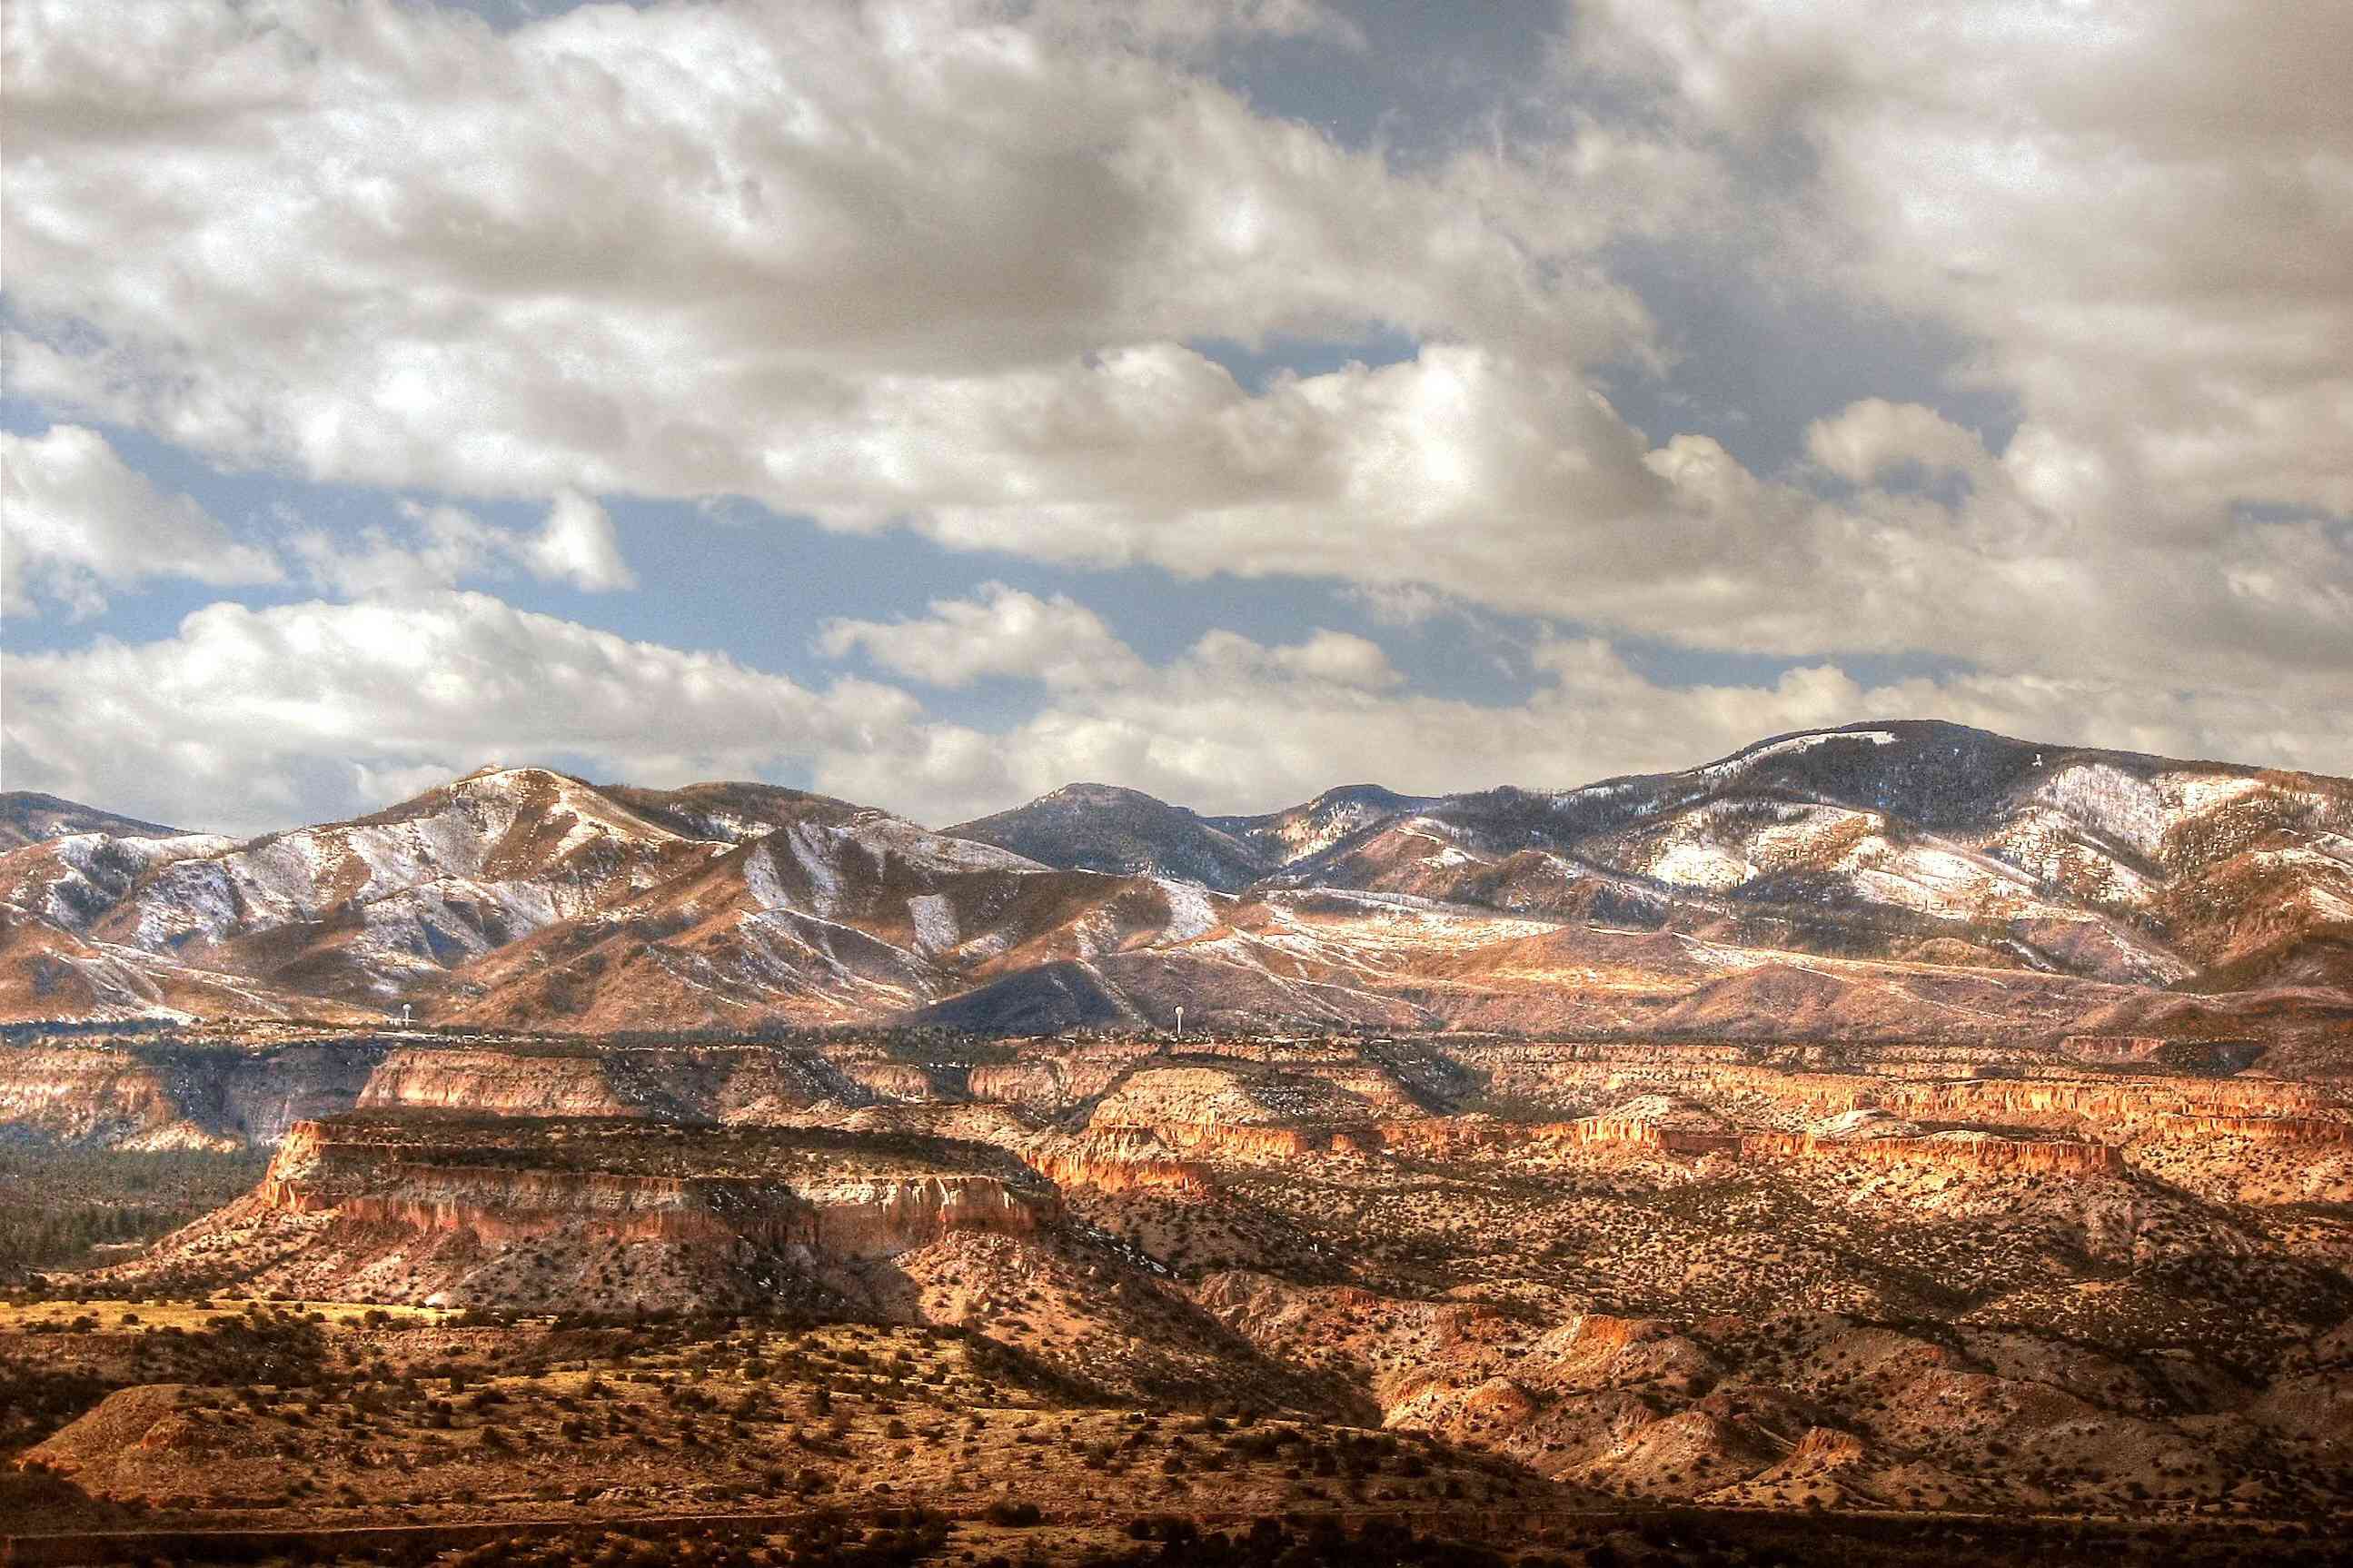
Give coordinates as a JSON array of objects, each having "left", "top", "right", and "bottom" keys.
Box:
[
  {"left": 1742, "top": 1128, "right": 2124, "bottom": 1176},
  {"left": 1016, "top": 1127, "right": 1210, "bottom": 1196},
  {"left": 0, "top": 1045, "right": 206, "bottom": 1147},
  {"left": 356, "top": 1047, "right": 641, "bottom": 1118},
  {"left": 0, "top": 1037, "right": 384, "bottom": 1148},
  {"left": 2149, "top": 1113, "right": 2353, "bottom": 1145},
  {"left": 835, "top": 1060, "right": 938, "bottom": 1102},
  {"left": 259, "top": 1115, "right": 1054, "bottom": 1256},
  {"left": 967, "top": 1041, "right": 1152, "bottom": 1110},
  {"left": 1430, "top": 1040, "right": 2338, "bottom": 1138},
  {"left": 1081, "top": 1062, "right": 1380, "bottom": 1163},
  {"left": 113, "top": 1112, "right": 1062, "bottom": 1308},
  {"left": 1131, "top": 1119, "right": 1326, "bottom": 1161},
  {"left": 1562, "top": 1116, "right": 1742, "bottom": 1156}
]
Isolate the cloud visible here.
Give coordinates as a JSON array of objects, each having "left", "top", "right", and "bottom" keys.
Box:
[
  {"left": 9, "top": 0, "right": 2338, "bottom": 704},
  {"left": 293, "top": 503, "right": 504, "bottom": 600},
  {"left": 807, "top": 590, "right": 2353, "bottom": 823},
  {"left": 1571, "top": 1, "right": 2353, "bottom": 529},
  {"left": 3, "top": 0, "right": 1642, "bottom": 498},
  {"left": 6, "top": 581, "right": 2344, "bottom": 837},
  {"left": 527, "top": 489, "right": 635, "bottom": 591},
  {"left": 1022, "top": 0, "right": 1365, "bottom": 55},
  {"left": 822, "top": 626, "right": 2353, "bottom": 826},
  {"left": 1190, "top": 627, "right": 1400, "bottom": 690},
  {"left": 2, "top": 0, "right": 2344, "bottom": 804},
  {"left": 818, "top": 582, "right": 1147, "bottom": 690},
  {"left": 1804, "top": 399, "right": 1991, "bottom": 486},
  {"left": 294, "top": 491, "right": 633, "bottom": 598},
  {"left": 0, "top": 590, "right": 917, "bottom": 834},
  {"left": 0, "top": 423, "right": 280, "bottom": 617}
]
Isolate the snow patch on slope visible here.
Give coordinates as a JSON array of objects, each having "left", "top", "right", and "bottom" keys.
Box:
[
  {"left": 1648, "top": 841, "right": 1751, "bottom": 891},
  {"left": 854, "top": 816, "right": 1045, "bottom": 874},
  {"left": 2035, "top": 763, "right": 2167, "bottom": 857},
  {"left": 2167, "top": 775, "right": 2268, "bottom": 818},
  {"left": 1153, "top": 878, "right": 1219, "bottom": 942},
  {"left": 1707, "top": 729, "right": 1899, "bottom": 779},
  {"left": 907, "top": 893, "right": 958, "bottom": 954}
]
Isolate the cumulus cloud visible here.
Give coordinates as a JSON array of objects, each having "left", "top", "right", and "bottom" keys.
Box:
[
  {"left": 5, "top": 581, "right": 2344, "bottom": 836},
  {"left": 1190, "top": 627, "right": 1400, "bottom": 690},
  {"left": 0, "top": 590, "right": 917, "bottom": 833},
  {"left": 293, "top": 503, "right": 504, "bottom": 600},
  {"left": 526, "top": 489, "right": 635, "bottom": 591},
  {"left": 806, "top": 590, "right": 2353, "bottom": 824},
  {"left": 6, "top": 0, "right": 2338, "bottom": 700},
  {"left": 1, "top": 0, "right": 2344, "bottom": 814},
  {"left": 3, "top": 0, "right": 1641, "bottom": 495},
  {"left": 0, "top": 423, "right": 280, "bottom": 617},
  {"left": 1572, "top": 0, "right": 2353, "bottom": 527},
  {"left": 294, "top": 491, "right": 634, "bottom": 598},
  {"left": 818, "top": 582, "right": 1147, "bottom": 690},
  {"left": 1023, "top": 0, "right": 1365, "bottom": 55},
  {"left": 1804, "top": 400, "right": 1991, "bottom": 487}
]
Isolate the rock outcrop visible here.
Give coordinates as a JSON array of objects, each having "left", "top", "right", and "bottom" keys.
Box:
[
  {"left": 1742, "top": 1128, "right": 2125, "bottom": 1176},
  {"left": 0, "top": 1037, "right": 386, "bottom": 1148},
  {"left": 111, "top": 1113, "right": 1060, "bottom": 1308},
  {"left": 262, "top": 1115, "right": 1056, "bottom": 1255},
  {"left": 1016, "top": 1127, "right": 1211, "bottom": 1196},
  {"left": 355, "top": 1047, "right": 643, "bottom": 1118},
  {"left": 2149, "top": 1113, "right": 2353, "bottom": 1146}
]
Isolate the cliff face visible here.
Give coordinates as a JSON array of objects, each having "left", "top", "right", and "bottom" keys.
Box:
[
  {"left": 1119, "top": 1120, "right": 1325, "bottom": 1161},
  {"left": 1341, "top": 1110, "right": 2111, "bottom": 1174},
  {"left": 1742, "top": 1128, "right": 2125, "bottom": 1177},
  {"left": 2149, "top": 1113, "right": 2353, "bottom": 1146},
  {"left": 1341, "top": 1115, "right": 1738, "bottom": 1159},
  {"left": 1016, "top": 1127, "right": 1210, "bottom": 1196},
  {"left": 784, "top": 1172, "right": 1052, "bottom": 1255},
  {"left": 1561, "top": 1116, "right": 1742, "bottom": 1156},
  {"left": 967, "top": 1044, "right": 1149, "bottom": 1112},
  {"left": 0, "top": 1046, "right": 205, "bottom": 1148},
  {"left": 356, "top": 1047, "right": 643, "bottom": 1118},
  {"left": 0, "top": 1039, "right": 383, "bottom": 1148},
  {"left": 258, "top": 1116, "right": 1055, "bottom": 1255},
  {"left": 270, "top": 1166, "right": 1051, "bottom": 1255},
  {"left": 128, "top": 1112, "right": 1064, "bottom": 1313},
  {"left": 1428, "top": 1041, "right": 2337, "bottom": 1136},
  {"left": 837, "top": 1060, "right": 940, "bottom": 1102}
]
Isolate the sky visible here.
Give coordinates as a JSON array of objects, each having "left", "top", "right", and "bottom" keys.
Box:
[{"left": 2, "top": 0, "right": 2348, "bottom": 837}]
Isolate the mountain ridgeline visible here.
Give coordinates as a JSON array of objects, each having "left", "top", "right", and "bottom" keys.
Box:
[{"left": 3, "top": 721, "right": 2348, "bottom": 1057}]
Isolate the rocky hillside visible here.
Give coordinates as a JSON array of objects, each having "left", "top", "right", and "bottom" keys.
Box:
[
  {"left": 948, "top": 783, "right": 1273, "bottom": 891},
  {"left": 2, "top": 723, "right": 2346, "bottom": 1049},
  {"left": 946, "top": 781, "right": 1437, "bottom": 891},
  {"left": 17, "top": 1025, "right": 2349, "bottom": 1529},
  {"left": 1266, "top": 721, "right": 2352, "bottom": 990},
  {"left": 0, "top": 792, "right": 188, "bottom": 853},
  {"left": 114, "top": 1111, "right": 1061, "bottom": 1312}
]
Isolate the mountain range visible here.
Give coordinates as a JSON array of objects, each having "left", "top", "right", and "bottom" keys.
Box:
[{"left": 4, "top": 720, "right": 2348, "bottom": 1057}]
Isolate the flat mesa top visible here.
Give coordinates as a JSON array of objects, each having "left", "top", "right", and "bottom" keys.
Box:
[{"left": 305, "top": 1110, "right": 1048, "bottom": 1184}]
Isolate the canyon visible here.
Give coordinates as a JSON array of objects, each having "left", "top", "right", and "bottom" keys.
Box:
[
  {"left": 2, "top": 1020, "right": 2348, "bottom": 1545},
  {"left": 2, "top": 720, "right": 2349, "bottom": 1559}
]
